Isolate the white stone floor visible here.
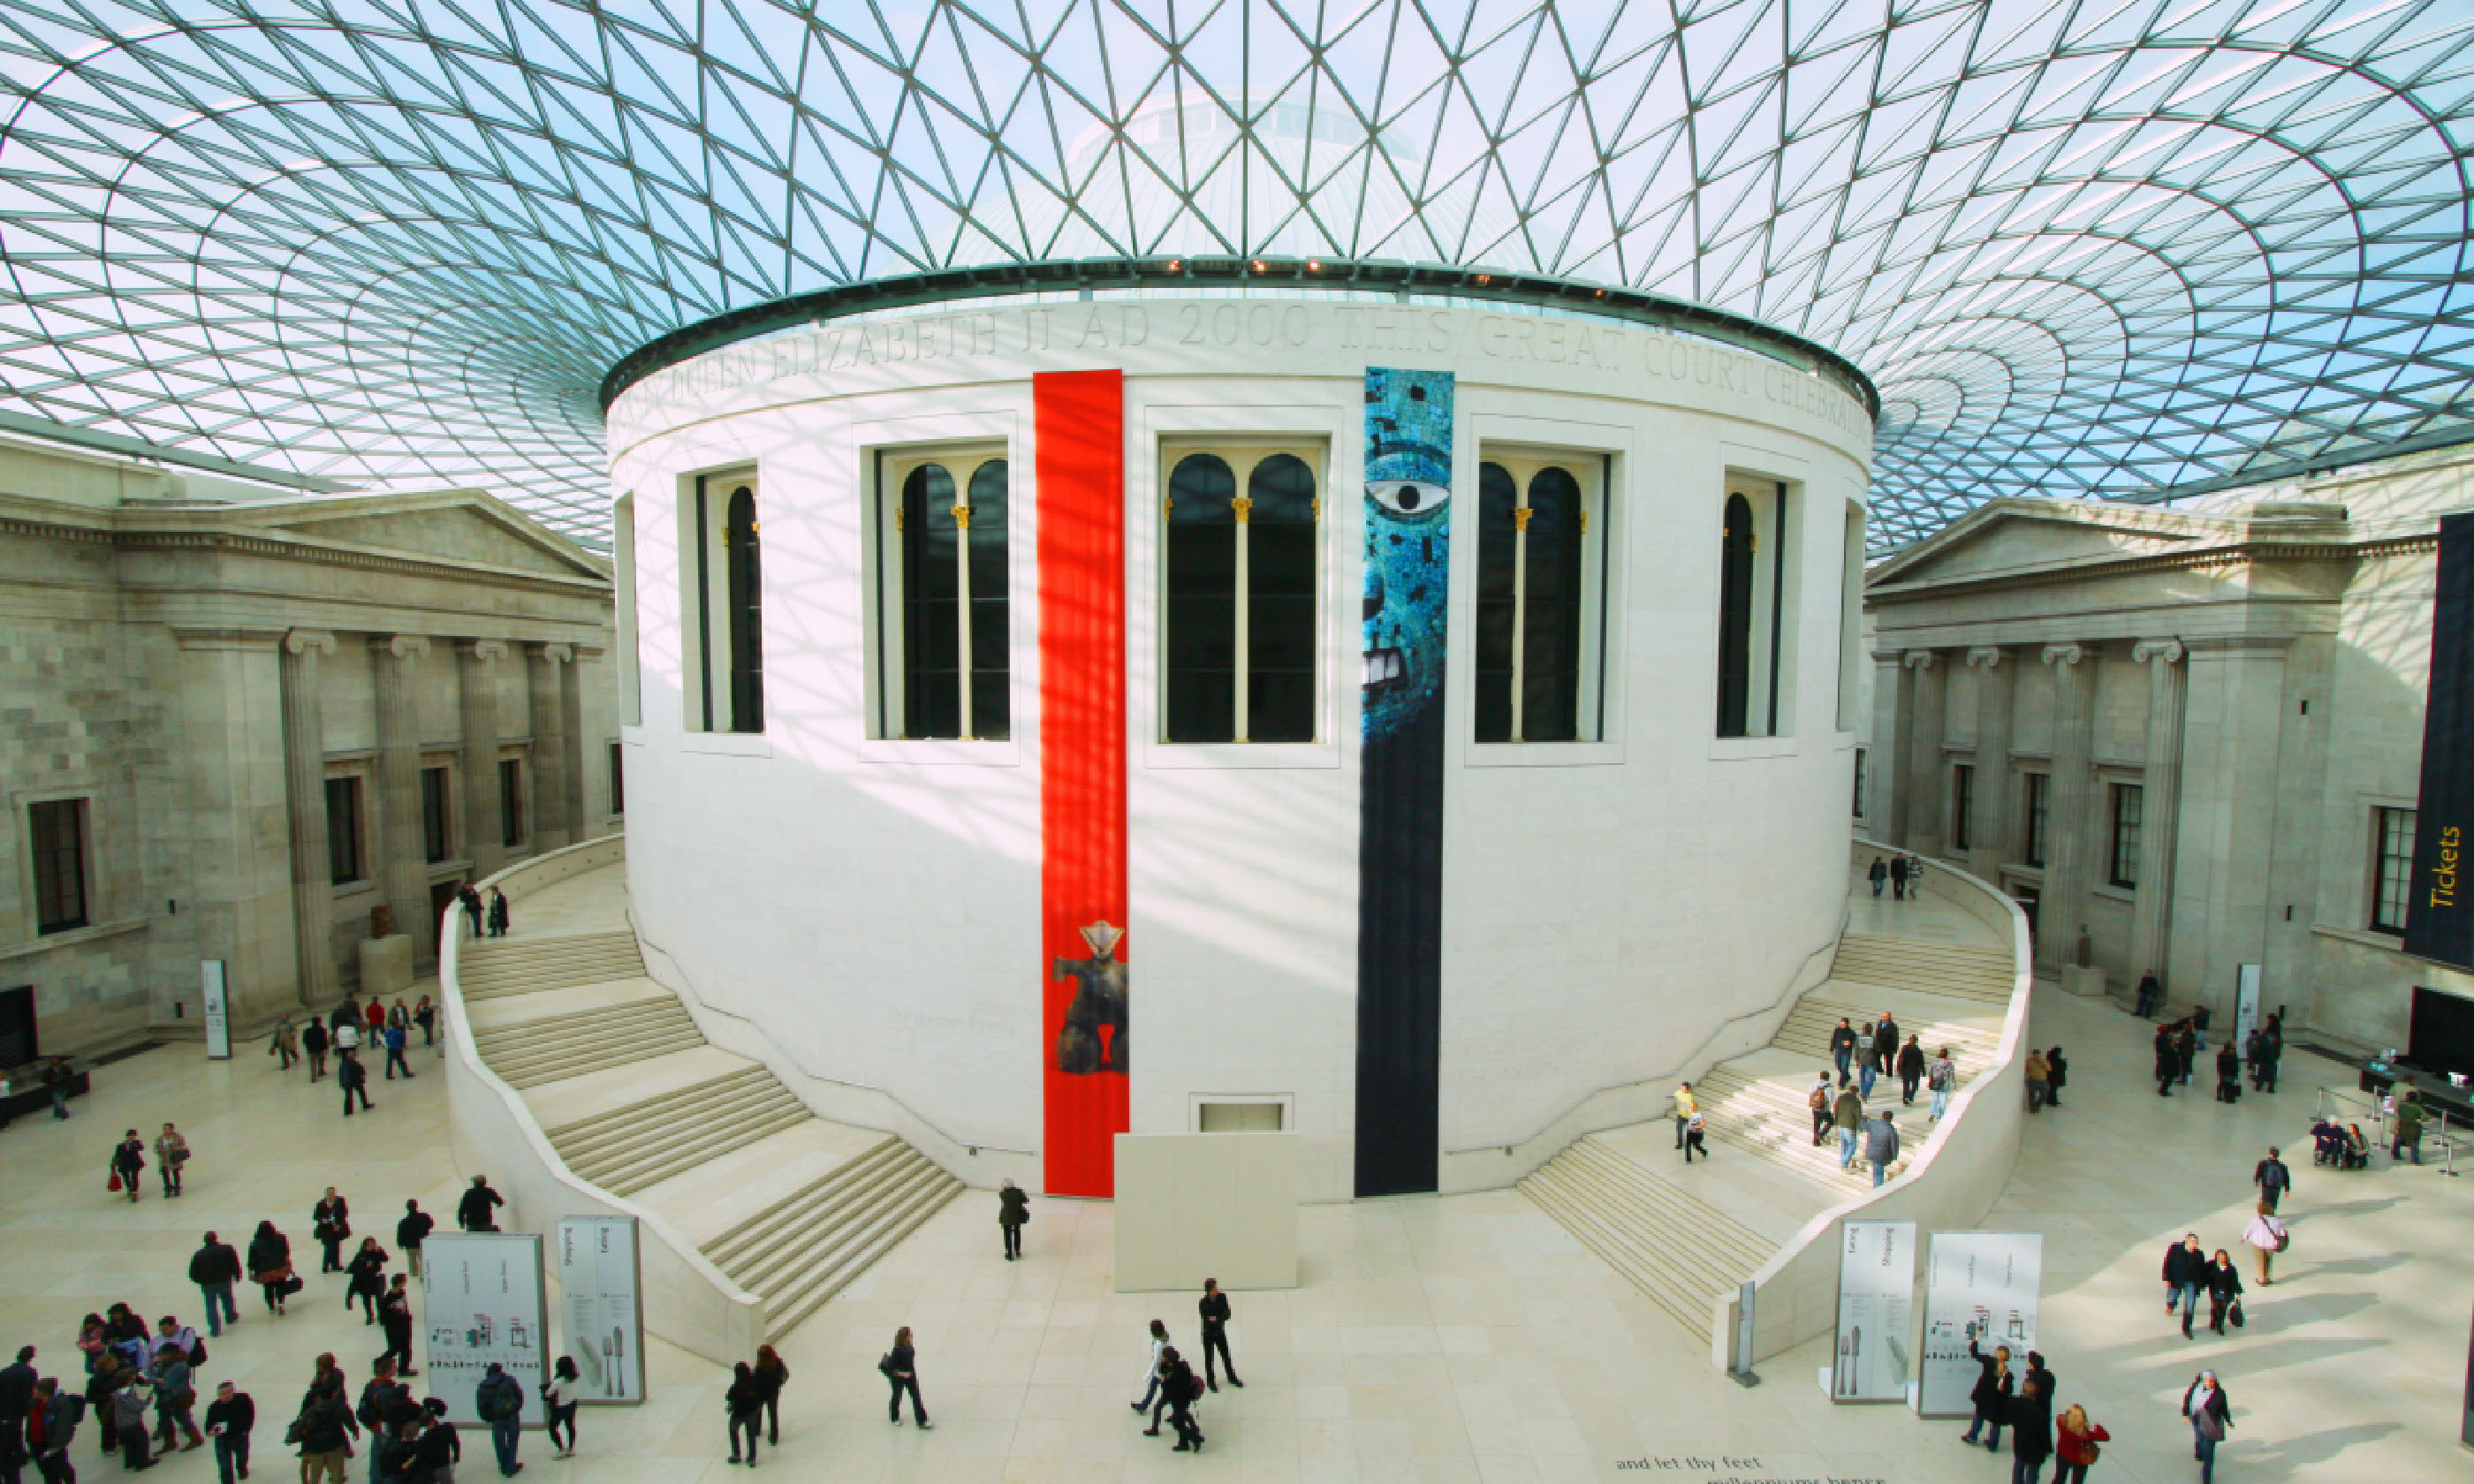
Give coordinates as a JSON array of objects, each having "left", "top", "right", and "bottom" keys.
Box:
[{"left": 5, "top": 943, "right": 2466, "bottom": 1481}]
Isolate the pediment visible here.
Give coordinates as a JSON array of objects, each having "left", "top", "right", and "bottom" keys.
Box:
[
  {"left": 1882, "top": 508, "right": 2208, "bottom": 586},
  {"left": 262, "top": 496, "right": 603, "bottom": 580}
]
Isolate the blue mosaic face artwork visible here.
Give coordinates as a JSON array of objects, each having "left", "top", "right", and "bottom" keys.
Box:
[{"left": 1362, "top": 367, "right": 1454, "bottom": 742}]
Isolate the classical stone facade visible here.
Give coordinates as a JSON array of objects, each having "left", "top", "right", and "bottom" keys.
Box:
[
  {"left": 0, "top": 433, "right": 617, "bottom": 1053},
  {"left": 1863, "top": 446, "right": 2474, "bottom": 1053}
]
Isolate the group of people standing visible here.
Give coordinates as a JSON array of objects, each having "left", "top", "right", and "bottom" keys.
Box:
[
  {"left": 268, "top": 994, "right": 439, "bottom": 1113},
  {"left": 1865, "top": 854, "right": 1931, "bottom": 899}
]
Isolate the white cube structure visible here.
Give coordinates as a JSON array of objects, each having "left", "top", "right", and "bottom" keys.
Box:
[{"left": 605, "top": 294, "right": 1873, "bottom": 1204}]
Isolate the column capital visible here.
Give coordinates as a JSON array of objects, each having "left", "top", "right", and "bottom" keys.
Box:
[
  {"left": 1901, "top": 647, "right": 1939, "bottom": 670},
  {"left": 2131, "top": 639, "right": 2185, "bottom": 666},
  {"left": 283, "top": 629, "right": 338, "bottom": 657},
  {"left": 368, "top": 633, "right": 432, "bottom": 661},
  {"left": 1871, "top": 647, "right": 1909, "bottom": 665},
  {"left": 1965, "top": 646, "right": 2008, "bottom": 669},
  {"left": 454, "top": 638, "right": 510, "bottom": 662},
  {"left": 2040, "top": 642, "right": 2086, "bottom": 670},
  {"left": 528, "top": 641, "right": 575, "bottom": 665}
]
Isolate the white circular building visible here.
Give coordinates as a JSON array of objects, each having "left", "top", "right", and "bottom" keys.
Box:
[{"left": 604, "top": 279, "right": 1876, "bottom": 1202}]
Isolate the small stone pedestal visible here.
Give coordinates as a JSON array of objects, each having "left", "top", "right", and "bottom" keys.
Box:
[
  {"left": 2059, "top": 965, "right": 2109, "bottom": 1000},
  {"left": 358, "top": 935, "right": 414, "bottom": 996}
]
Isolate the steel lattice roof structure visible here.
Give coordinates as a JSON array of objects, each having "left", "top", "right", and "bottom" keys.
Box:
[{"left": 1, "top": 1, "right": 2469, "bottom": 549}]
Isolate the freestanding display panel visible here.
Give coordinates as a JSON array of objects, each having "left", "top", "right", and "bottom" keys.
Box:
[
  {"left": 422, "top": 1231, "right": 550, "bottom": 1424},
  {"left": 1916, "top": 1231, "right": 2043, "bottom": 1418}
]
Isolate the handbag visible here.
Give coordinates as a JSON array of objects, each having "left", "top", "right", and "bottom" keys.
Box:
[
  {"left": 107, "top": 1172, "right": 122, "bottom": 1192},
  {"left": 2229, "top": 1298, "right": 2245, "bottom": 1329}
]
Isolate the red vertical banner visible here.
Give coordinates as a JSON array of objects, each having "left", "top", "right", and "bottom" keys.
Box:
[{"left": 1036, "top": 369, "right": 1128, "bottom": 1198}]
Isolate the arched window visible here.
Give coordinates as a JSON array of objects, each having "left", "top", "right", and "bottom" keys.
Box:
[
  {"left": 724, "top": 484, "right": 763, "bottom": 733},
  {"left": 1717, "top": 492, "right": 1756, "bottom": 737},
  {"left": 1474, "top": 451, "right": 1605, "bottom": 743},
  {"left": 1245, "top": 453, "right": 1317, "bottom": 742},
  {"left": 1165, "top": 452, "right": 1238, "bottom": 742},
  {"left": 883, "top": 450, "right": 1012, "bottom": 740},
  {"left": 1163, "top": 444, "right": 1323, "bottom": 743}
]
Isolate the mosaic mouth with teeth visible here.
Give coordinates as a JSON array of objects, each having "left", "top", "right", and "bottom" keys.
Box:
[{"left": 1362, "top": 647, "right": 1405, "bottom": 688}]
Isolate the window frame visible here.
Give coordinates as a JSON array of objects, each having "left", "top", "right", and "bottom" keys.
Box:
[
  {"left": 2024, "top": 772, "right": 2052, "bottom": 867},
  {"left": 608, "top": 741, "right": 625, "bottom": 817},
  {"left": 1852, "top": 746, "right": 1869, "bottom": 820},
  {"left": 419, "top": 766, "right": 452, "bottom": 864},
  {"left": 1952, "top": 761, "right": 1975, "bottom": 852},
  {"left": 27, "top": 796, "right": 91, "bottom": 935},
  {"left": 2109, "top": 783, "right": 2144, "bottom": 889},
  {"left": 498, "top": 757, "right": 527, "bottom": 850},
  {"left": 1156, "top": 436, "right": 1327, "bottom": 746},
  {"left": 1836, "top": 501, "right": 1865, "bottom": 733},
  {"left": 324, "top": 774, "right": 365, "bottom": 885},
  {"left": 1471, "top": 444, "right": 1610, "bottom": 745},
  {"left": 679, "top": 465, "right": 763, "bottom": 735},
  {"left": 2372, "top": 806, "right": 2417, "bottom": 935},
  {"left": 871, "top": 440, "right": 1014, "bottom": 742},
  {"left": 1716, "top": 476, "right": 1796, "bottom": 740}
]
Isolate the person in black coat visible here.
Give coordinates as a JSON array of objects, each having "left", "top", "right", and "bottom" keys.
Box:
[
  {"left": 302, "top": 1019, "right": 330, "bottom": 1081},
  {"left": 1829, "top": 1018, "right": 1858, "bottom": 1079},
  {"left": 246, "top": 1222, "right": 293, "bottom": 1314},
  {"left": 882, "top": 1328, "right": 929, "bottom": 1428},
  {"left": 2205, "top": 1249, "right": 2245, "bottom": 1335},
  {"left": 312, "top": 1191, "right": 352, "bottom": 1273},
  {"left": 2023, "top": 1351, "right": 2055, "bottom": 1404},
  {"left": 345, "top": 1237, "right": 391, "bottom": 1323},
  {"left": 457, "top": 1176, "right": 505, "bottom": 1232},
  {"left": 1896, "top": 1036, "right": 1926, "bottom": 1105},
  {"left": 1197, "top": 1280, "right": 1242, "bottom": 1392},
  {"left": 2163, "top": 1233, "right": 2209, "bottom": 1336},
  {"left": 2215, "top": 1043, "right": 2242, "bottom": 1103},
  {"left": 396, "top": 1200, "right": 435, "bottom": 1281},
  {"left": 1961, "top": 1335, "right": 2013, "bottom": 1450},
  {"left": 1871, "top": 1015, "right": 1901, "bottom": 1070},
  {"left": 997, "top": 1180, "right": 1028, "bottom": 1261},
  {"left": 202, "top": 1380, "right": 253, "bottom": 1483},
  {"left": 2043, "top": 1047, "right": 2068, "bottom": 1108},
  {"left": 1889, "top": 855, "right": 1910, "bottom": 898},
  {"left": 2154, "top": 1025, "right": 2182, "bottom": 1097},
  {"left": 2008, "top": 1376, "right": 2053, "bottom": 1484},
  {"left": 0, "top": 1344, "right": 35, "bottom": 1477},
  {"left": 725, "top": 1362, "right": 764, "bottom": 1465},
  {"left": 337, "top": 1050, "right": 372, "bottom": 1115}
]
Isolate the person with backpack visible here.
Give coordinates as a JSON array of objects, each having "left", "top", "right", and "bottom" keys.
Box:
[
  {"left": 110, "top": 1132, "right": 145, "bottom": 1204},
  {"left": 313, "top": 1191, "right": 352, "bottom": 1274},
  {"left": 1157, "top": 1346, "right": 1204, "bottom": 1454},
  {"left": 1927, "top": 1049, "right": 1957, "bottom": 1121},
  {"left": 354, "top": 1363, "right": 405, "bottom": 1483},
  {"left": 997, "top": 1178, "right": 1028, "bottom": 1261},
  {"left": 2252, "top": 1147, "right": 2291, "bottom": 1213},
  {"left": 880, "top": 1327, "right": 928, "bottom": 1430},
  {"left": 302, "top": 1019, "right": 330, "bottom": 1082},
  {"left": 1896, "top": 1035, "right": 1925, "bottom": 1106},
  {"left": 724, "top": 1361, "right": 764, "bottom": 1466},
  {"left": 292, "top": 1369, "right": 357, "bottom": 1484},
  {"left": 2182, "top": 1371, "right": 2232, "bottom": 1484},
  {"left": 1805, "top": 1071, "right": 1834, "bottom": 1146},
  {"left": 203, "top": 1380, "right": 254, "bottom": 1484},
  {"left": 382, "top": 1021, "right": 414, "bottom": 1082},
  {"left": 190, "top": 1231, "right": 242, "bottom": 1337},
  {"left": 2241, "top": 1202, "right": 2288, "bottom": 1285},
  {"left": 474, "top": 1362, "right": 524, "bottom": 1476}
]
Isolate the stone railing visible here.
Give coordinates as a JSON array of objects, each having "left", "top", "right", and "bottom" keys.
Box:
[
  {"left": 438, "top": 833, "right": 763, "bottom": 1366},
  {"left": 1709, "top": 837, "right": 2033, "bottom": 1368}
]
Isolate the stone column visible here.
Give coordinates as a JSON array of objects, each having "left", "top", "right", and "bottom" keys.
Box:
[
  {"left": 370, "top": 634, "right": 435, "bottom": 969},
  {"left": 526, "top": 643, "right": 573, "bottom": 852},
  {"left": 563, "top": 647, "right": 597, "bottom": 836},
  {"left": 170, "top": 626, "right": 295, "bottom": 1029},
  {"left": 2167, "top": 637, "right": 2292, "bottom": 1018},
  {"left": 457, "top": 640, "right": 510, "bottom": 881},
  {"left": 1872, "top": 648, "right": 1910, "bottom": 839},
  {"left": 2126, "top": 640, "right": 2188, "bottom": 995},
  {"left": 2038, "top": 643, "right": 2097, "bottom": 971},
  {"left": 1903, "top": 649, "right": 1947, "bottom": 855},
  {"left": 1966, "top": 646, "right": 2015, "bottom": 878},
  {"left": 280, "top": 629, "right": 339, "bottom": 1006}
]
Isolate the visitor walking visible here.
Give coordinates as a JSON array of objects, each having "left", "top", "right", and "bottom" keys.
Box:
[
  {"left": 753, "top": 1345, "right": 789, "bottom": 1445},
  {"left": 189, "top": 1231, "right": 241, "bottom": 1337},
  {"left": 270, "top": 1016, "right": 300, "bottom": 1072},
  {"left": 880, "top": 1328, "right": 929, "bottom": 1429},
  {"left": 412, "top": 1399, "right": 460, "bottom": 1481},
  {"left": 295, "top": 1371, "right": 356, "bottom": 1483},
  {"left": 2255, "top": 1016, "right": 2282, "bottom": 1093},
  {"left": 374, "top": 1275, "right": 416, "bottom": 1375},
  {"left": 1907, "top": 854, "right": 1928, "bottom": 897},
  {"left": 2214, "top": 1042, "right": 2242, "bottom": 1103},
  {"left": 458, "top": 1175, "right": 505, "bottom": 1232},
  {"left": 487, "top": 889, "right": 510, "bottom": 938},
  {"left": 2053, "top": 1404, "right": 2110, "bottom": 1484},
  {"left": 724, "top": 1362, "right": 763, "bottom": 1466},
  {"left": 2163, "top": 1233, "right": 2206, "bottom": 1337},
  {"left": 2134, "top": 970, "right": 2162, "bottom": 1018},
  {"left": 1158, "top": 1347, "right": 1204, "bottom": 1453},
  {"left": 540, "top": 1357, "right": 577, "bottom": 1458},
  {"left": 247, "top": 1221, "right": 293, "bottom": 1314},
  {"left": 2182, "top": 1371, "right": 2232, "bottom": 1484},
  {"left": 2045, "top": 1046, "right": 2068, "bottom": 1108},
  {"left": 1869, "top": 857, "right": 1887, "bottom": 896},
  {"left": 1961, "top": 1334, "right": 2013, "bottom": 1450},
  {"left": 110, "top": 1131, "right": 145, "bottom": 1203},
  {"left": 153, "top": 1124, "right": 189, "bottom": 1198},
  {"left": 1670, "top": 1082, "right": 1696, "bottom": 1150},
  {"left": 397, "top": 1200, "right": 434, "bottom": 1280},
  {"left": 414, "top": 996, "right": 436, "bottom": 1048},
  {"left": 2205, "top": 1248, "right": 2244, "bottom": 1335},
  {"left": 1808, "top": 1071, "right": 1836, "bottom": 1145},
  {"left": 345, "top": 1238, "right": 391, "bottom": 1323},
  {"left": 1830, "top": 1018, "right": 1858, "bottom": 1079},
  {"left": 2176, "top": 1021, "right": 2199, "bottom": 1087},
  {"left": 1683, "top": 1109, "right": 1710, "bottom": 1162},
  {"left": 1863, "top": 1109, "right": 1899, "bottom": 1188},
  {"left": 997, "top": 1178, "right": 1028, "bottom": 1261},
  {"left": 2253, "top": 1147, "right": 2291, "bottom": 1213},
  {"left": 2241, "top": 1202, "right": 2287, "bottom": 1286},
  {"left": 1197, "top": 1280, "right": 1242, "bottom": 1391},
  {"left": 337, "top": 1050, "right": 373, "bottom": 1116},
  {"left": 313, "top": 1190, "right": 352, "bottom": 1274},
  {"left": 303, "top": 1019, "right": 330, "bottom": 1082},
  {"left": 1833, "top": 1079, "right": 1865, "bottom": 1170},
  {"left": 382, "top": 1023, "right": 414, "bottom": 1081},
  {"left": 1928, "top": 1048, "right": 1956, "bottom": 1121},
  {"left": 1872, "top": 1013, "right": 1901, "bottom": 1071},
  {"left": 2009, "top": 1376, "right": 2053, "bottom": 1484},
  {"left": 2024, "top": 1049, "right": 2051, "bottom": 1113},
  {"left": 1897, "top": 1035, "right": 1925, "bottom": 1106},
  {"left": 458, "top": 884, "right": 483, "bottom": 939},
  {"left": 474, "top": 1361, "right": 524, "bottom": 1476},
  {"left": 202, "top": 1381, "right": 252, "bottom": 1484},
  {"left": 1856, "top": 1025, "right": 1882, "bottom": 1101},
  {"left": 1890, "top": 855, "right": 1909, "bottom": 899},
  {"left": 1132, "top": 1319, "right": 1171, "bottom": 1431},
  {"left": 2154, "top": 1025, "right": 2181, "bottom": 1098}
]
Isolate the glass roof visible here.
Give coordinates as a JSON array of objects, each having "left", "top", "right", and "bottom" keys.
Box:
[{"left": 1, "top": 0, "right": 2468, "bottom": 549}]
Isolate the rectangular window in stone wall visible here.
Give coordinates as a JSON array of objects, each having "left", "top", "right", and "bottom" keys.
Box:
[
  {"left": 1952, "top": 763, "right": 1976, "bottom": 851},
  {"left": 1852, "top": 747, "right": 1868, "bottom": 819},
  {"left": 2025, "top": 774, "right": 2051, "bottom": 867},
  {"left": 499, "top": 758, "right": 526, "bottom": 848},
  {"left": 29, "top": 798, "right": 88, "bottom": 935},
  {"left": 2109, "top": 784, "right": 2144, "bottom": 888},
  {"left": 420, "top": 767, "right": 452, "bottom": 863},
  {"left": 2372, "top": 806, "right": 2417, "bottom": 935},
  {"left": 324, "top": 776, "right": 363, "bottom": 884},
  {"left": 609, "top": 742, "right": 625, "bottom": 816}
]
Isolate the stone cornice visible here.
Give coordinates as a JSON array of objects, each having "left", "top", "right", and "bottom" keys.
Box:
[
  {"left": 1867, "top": 529, "right": 2440, "bottom": 606},
  {"left": 0, "top": 511, "right": 611, "bottom": 596}
]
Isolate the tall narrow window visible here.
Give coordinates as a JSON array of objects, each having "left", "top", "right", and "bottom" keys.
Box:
[
  {"left": 2372, "top": 806, "right": 2417, "bottom": 934},
  {"left": 1952, "top": 763, "right": 1975, "bottom": 852},
  {"left": 1716, "top": 481, "right": 1794, "bottom": 738},
  {"left": 2025, "top": 774, "right": 2052, "bottom": 867},
  {"left": 2110, "top": 784, "right": 2144, "bottom": 888},
  {"left": 1852, "top": 747, "right": 1869, "bottom": 819},
  {"left": 420, "top": 768, "right": 452, "bottom": 863},
  {"left": 608, "top": 743, "right": 625, "bottom": 817},
  {"left": 685, "top": 470, "right": 763, "bottom": 733},
  {"left": 499, "top": 759, "right": 526, "bottom": 848},
  {"left": 325, "top": 776, "right": 364, "bottom": 884},
  {"left": 1162, "top": 443, "right": 1322, "bottom": 743},
  {"left": 29, "top": 798, "right": 89, "bottom": 935},
  {"left": 1837, "top": 502, "right": 1865, "bottom": 730},
  {"left": 1475, "top": 452, "right": 1605, "bottom": 743},
  {"left": 877, "top": 448, "right": 1011, "bottom": 740}
]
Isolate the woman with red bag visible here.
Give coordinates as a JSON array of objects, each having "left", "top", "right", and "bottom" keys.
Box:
[{"left": 109, "top": 1130, "right": 145, "bottom": 1203}]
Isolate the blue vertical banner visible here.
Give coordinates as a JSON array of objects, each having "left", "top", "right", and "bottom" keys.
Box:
[{"left": 1356, "top": 367, "right": 1453, "bottom": 1197}]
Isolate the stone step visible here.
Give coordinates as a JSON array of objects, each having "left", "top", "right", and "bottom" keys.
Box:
[
  {"left": 704, "top": 1138, "right": 911, "bottom": 1271},
  {"left": 554, "top": 1073, "right": 803, "bottom": 1175},
  {"left": 564, "top": 1094, "right": 816, "bottom": 1199},
  {"left": 1518, "top": 1140, "right": 1775, "bottom": 1334},
  {"left": 476, "top": 999, "right": 700, "bottom": 1076},
  {"left": 762, "top": 1162, "right": 962, "bottom": 1342},
  {"left": 544, "top": 1064, "right": 774, "bottom": 1147}
]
